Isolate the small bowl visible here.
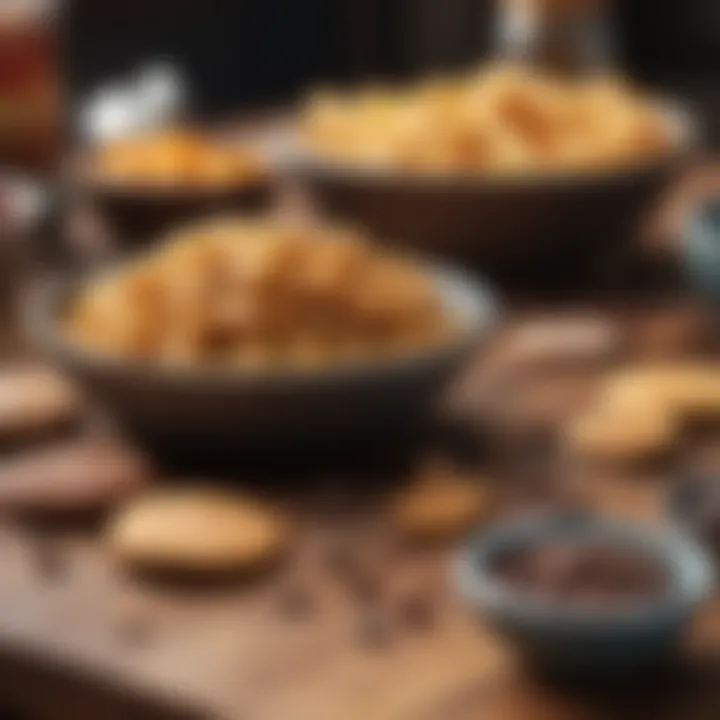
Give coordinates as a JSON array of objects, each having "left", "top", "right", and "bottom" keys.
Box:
[
  {"left": 83, "top": 177, "right": 274, "bottom": 249},
  {"left": 454, "top": 513, "right": 714, "bottom": 677},
  {"left": 684, "top": 199, "right": 720, "bottom": 306},
  {"left": 71, "top": 146, "right": 274, "bottom": 249},
  {"left": 288, "top": 100, "right": 696, "bottom": 284},
  {"left": 26, "top": 259, "right": 497, "bottom": 465}
]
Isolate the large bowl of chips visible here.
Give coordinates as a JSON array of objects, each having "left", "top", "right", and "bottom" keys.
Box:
[
  {"left": 28, "top": 217, "right": 497, "bottom": 464},
  {"left": 291, "top": 66, "right": 696, "bottom": 283}
]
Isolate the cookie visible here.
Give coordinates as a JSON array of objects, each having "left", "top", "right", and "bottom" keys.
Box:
[
  {"left": 108, "top": 489, "right": 289, "bottom": 575},
  {"left": 565, "top": 401, "right": 677, "bottom": 464},
  {"left": 0, "top": 366, "right": 81, "bottom": 445},
  {"left": 601, "top": 364, "right": 720, "bottom": 421},
  {"left": 0, "top": 440, "right": 150, "bottom": 517},
  {"left": 392, "top": 462, "right": 491, "bottom": 543},
  {"left": 664, "top": 370, "right": 720, "bottom": 421}
]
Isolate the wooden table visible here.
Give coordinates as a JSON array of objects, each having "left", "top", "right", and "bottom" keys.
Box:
[
  {"left": 0, "top": 166, "right": 718, "bottom": 719},
  {"left": 0, "top": 300, "right": 717, "bottom": 720}
]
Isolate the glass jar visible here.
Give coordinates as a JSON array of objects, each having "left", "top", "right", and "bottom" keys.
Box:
[
  {"left": 0, "top": 0, "right": 61, "bottom": 174},
  {"left": 496, "top": 0, "right": 614, "bottom": 74},
  {"left": 0, "top": 175, "right": 48, "bottom": 356}
]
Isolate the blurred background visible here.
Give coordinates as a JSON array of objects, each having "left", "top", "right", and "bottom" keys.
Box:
[{"left": 65, "top": 0, "right": 720, "bottom": 138}]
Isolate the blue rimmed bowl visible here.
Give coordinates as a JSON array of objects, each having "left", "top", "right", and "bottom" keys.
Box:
[
  {"left": 454, "top": 513, "right": 715, "bottom": 677},
  {"left": 669, "top": 472, "right": 720, "bottom": 557}
]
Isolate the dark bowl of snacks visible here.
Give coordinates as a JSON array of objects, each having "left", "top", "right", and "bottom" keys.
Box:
[
  {"left": 79, "top": 128, "right": 273, "bottom": 247},
  {"left": 455, "top": 513, "right": 714, "bottom": 677},
  {"left": 684, "top": 199, "right": 720, "bottom": 307},
  {"left": 290, "top": 66, "right": 696, "bottom": 282},
  {"left": 27, "top": 217, "right": 496, "bottom": 463}
]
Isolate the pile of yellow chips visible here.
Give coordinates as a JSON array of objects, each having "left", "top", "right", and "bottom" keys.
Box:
[
  {"left": 67, "top": 218, "right": 452, "bottom": 368},
  {"left": 301, "top": 65, "right": 675, "bottom": 174}
]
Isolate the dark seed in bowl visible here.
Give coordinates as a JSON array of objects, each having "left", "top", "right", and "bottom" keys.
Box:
[{"left": 492, "top": 541, "right": 669, "bottom": 606}]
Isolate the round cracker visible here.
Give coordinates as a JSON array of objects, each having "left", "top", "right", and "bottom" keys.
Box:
[
  {"left": 108, "top": 489, "right": 289, "bottom": 574},
  {"left": 0, "top": 440, "right": 150, "bottom": 516},
  {"left": 0, "top": 366, "right": 81, "bottom": 443},
  {"left": 566, "top": 401, "right": 677, "bottom": 464},
  {"left": 392, "top": 464, "right": 491, "bottom": 543}
]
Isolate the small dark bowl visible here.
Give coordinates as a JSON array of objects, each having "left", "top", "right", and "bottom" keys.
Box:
[
  {"left": 71, "top": 138, "right": 275, "bottom": 249},
  {"left": 84, "top": 177, "right": 274, "bottom": 249},
  {"left": 289, "top": 102, "right": 696, "bottom": 284},
  {"left": 26, "top": 260, "right": 496, "bottom": 465},
  {"left": 455, "top": 513, "right": 714, "bottom": 678}
]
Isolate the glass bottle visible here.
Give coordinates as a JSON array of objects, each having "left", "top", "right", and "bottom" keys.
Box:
[
  {"left": 495, "top": 0, "right": 614, "bottom": 75},
  {"left": 0, "top": 0, "right": 61, "bottom": 175},
  {"left": 0, "top": 1, "right": 59, "bottom": 353}
]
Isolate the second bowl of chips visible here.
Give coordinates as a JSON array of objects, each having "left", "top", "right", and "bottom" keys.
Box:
[{"left": 291, "top": 68, "right": 697, "bottom": 285}]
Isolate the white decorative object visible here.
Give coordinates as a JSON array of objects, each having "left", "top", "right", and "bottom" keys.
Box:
[
  {"left": 134, "top": 62, "right": 187, "bottom": 131},
  {"left": 78, "top": 61, "right": 188, "bottom": 144},
  {"left": 80, "top": 83, "right": 139, "bottom": 144}
]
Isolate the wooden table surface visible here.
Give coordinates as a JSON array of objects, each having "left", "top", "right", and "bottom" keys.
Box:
[
  {"left": 0, "top": 304, "right": 716, "bottom": 720},
  {"left": 0, "top": 164, "right": 718, "bottom": 719}
]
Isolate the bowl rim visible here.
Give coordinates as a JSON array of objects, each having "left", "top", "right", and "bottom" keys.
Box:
[
  {"left": 67, "top": 150, "right": 273, "bottom": 201},
  {"left": 79, "top": 173, "right": 272, "bottom": 201},
  {"left": 282, "top": 97, "right": 698, "bottom": 191},
  {"left": 669, "top": 473, "right": 720, "bottom": 523},
  {"left": 26, "top": 254, "right": 498, "bottom": 389},
  {"left": 689, "top": 199, "right": 720, "bottom": 251},
  {"left": 453, "top": 511, "right": 715, "bottom": 629}
]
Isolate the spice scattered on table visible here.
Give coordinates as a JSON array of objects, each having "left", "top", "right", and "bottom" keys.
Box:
[
  {"left": 357, "top": 605, "right": 394, "bottom": 650},
  {"left": 277, "top": 582, "right": 316, "bottom": 620},
  {"left": 398, "top": 589, "right": 435, "bottom": 630},
  {"left": 114, "top": 609, "right": 154, "bottom": 648},
  {"left": 31, "top": 535, "right": 68, "bottom": 581}
]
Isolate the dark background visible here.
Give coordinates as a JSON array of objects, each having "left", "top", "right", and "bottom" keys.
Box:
[{"left": 65, "top": 0, "right": 720, "bottom": 138}]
